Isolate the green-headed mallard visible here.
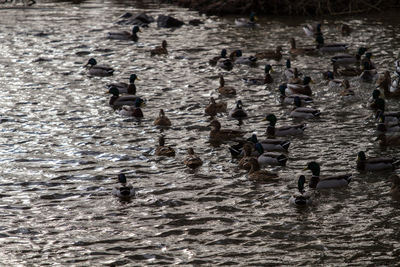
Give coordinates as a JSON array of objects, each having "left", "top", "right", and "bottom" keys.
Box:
[
  {"left": 118, "top": 98, "right": 145, "bottom": 118},
  {"left": 112, "top": 174, "right": 135, "bottom": 200},
  {"left": 209, "top": 49, "right": 227, "bottom": 66},
  {"left": 108, "top": 86, "right": 140, "bottom": 109},
  {"left": 356, "top": 151, "right": 398, "bottom": 172},
  {"left": 155, "top": 135, "right": 175, "bottom": 157},
  {"left": 289, "top": 96, "right": 321, "bottom": 119},
  {"left": 205, "top": 97, "right": 227, "bottom": 117},
  {"left": 242, "top": 64, "right": 273, "bottom": 85},
  {"left": 279, "top": 84, "right": 313, "bottom": 105},
  {"left": 235, "top": 12, "right": 258, "bottom": 27},
  {"left": 209, "top": 119, "right": 244, "bottom": 141},
  {"left": 247, "top": 134, "right": 290, "bottom": 152},
  {"left": 369, "top": 90, "right": 385, "bottom": 111},
  {"left": 247, "top": 158, "right": 279, "bottom": 183},
  {"left": 316, "top": 33, "right": 348, "bottom": 53},
  {"left": 154, "top": 109, "right": 171, "bottom": 127},
  {"left": 184, "top": 148, "right": 203, "bottom": 169},
  {"left": 283, "top": 76, "right": 313, "bottom": 96},
  {"left": 331, "top": 47, "right": 367, "bottom": 67},
  {"left": 233, "top": 50, "right": 257, "bottom": 67},
  {"left": 107, "top": 25, "right": 141, "bottom": 41},
  {"left": 217, "top": 75, "right": 236, "bottom": 96},
  {"left": 255, "top": 46, "right": 282, "bottom": 61},
  {"left": 150, "top": 40, "right": 168, "bottom": 57},
  {"left": 305, "top": 162, "right": 352, "bottom": 189},
  {"left": 106, "top": 74, "right": 139, "bottom": 95},
  {"left": 289, "top": 175, "right": 313, "bottom": 206},
  {"left": 84, "top": 58, "right": 114, "bottom": 77},
  {"left": 254, "top": 143, "right": 288, "bottom": 167},
  {"left": 264, "top": 114, "right": 306, "bottom": 137},
  {"left": 229, "top": 100, "right": 248, "bottom": 119},
  {"left": 289, "top": 38, "right": 317, "bottom": 55},
  {"left": 360, "top": 60, "right": 378, "bottom": 83}
]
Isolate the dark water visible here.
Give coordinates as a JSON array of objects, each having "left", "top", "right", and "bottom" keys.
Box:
[{"left": 1, "top": 0, "right": 400, "bottom": 265}]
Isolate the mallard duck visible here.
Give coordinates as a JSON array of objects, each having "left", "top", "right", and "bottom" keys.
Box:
[
  {"left": 255, "top": 143, "right": 288, "bottom": 166},
  {"left": 209, "top": 49, "right": 227, "bottom": 66},
  {"left": 289, "top": 175, "right": 313, "bottom": 206},
  {"left": 283, "top": 76, "right": 313, "bottom": 96},
  {"left": 305, "top": 162, "right": 352, "bottom": 189},
  {"left": 264, "top": 114, "right": 306, "bottom": 137},
  {"left": 118, "top": 98, "right": 145, "bottom": 118},
  {"left": 112, "top": 174, "right": 135, "bottom": 200},
  {"left": 247, "top": 134, "right": 290, "bottom": 152},
  {"left": 376, "top": 115, "right": 400, "bottom": 134},
  {"left": 150, "top": 40, "right": 168, "bottom": 56},
  {"left": 390, "top": 175, "right": 400, "bottom": 200},
  {"left": 289, "top": 38, "right": 317, "bottom": 55},
  {"left": 369, "top": 90, "right": 385, "bottom": 111},
  {"left": 316, "top": 33, "right": 348, "bottom": 53},
  {"left": 229, "top": 100, "right": 248, "bottom": 119},
  {"left": 375, "top": 110, "right": 400, "bottom": 125},
  {"left": 340, "top": 80, "right": 356, "bottom": 101},
  {"left": 154, "top": 109, "right": 171, "bottom": 127},
  {"left": 155, "top": 135, "right": 175, "bottom": 157},
  {"left": 255, "top": 46, "right": 282, "bottom": 61},
  {"left": 217, "top": 58, "right": 234, "bottom": 71},
  {"left": 356, "top": 151, "right": 398, "bottom": 172},
  {"left": 287, "top": 68, "right": 302, "bottom": 84},
  {"left": 289, "top": 96, "right": 320, "bottom": 119},
  {"left": 333, "top": 64, "right": 362, "bottom": 77},
  {"left": 84, "top": 58, "right": 114, "bottom": 77},
  {"left": 283, "top": 59, "right": 295, "bottom": 80},
  {"left": 106, "top": 74, "right": 139, "bottom": 95},
  {"left": 209, "top": 119, "right": 244, "bottom": 141},
  {"left": 184, "top": 148, "right": 203, "bottom": 169},
  {"left": 108, "top": 86, "right": 140, "bottom": 109},
  {"left": 323, "top": 70, "right": 343, "bottom": 88},
  {"left": 247, "top": 158, "right": 279, "bottom": 183},
  {"left": 331, "top": 47, "right": 367, "bottom": 67},
  {"left": 233, "top": 50, "right": 257, "bottom": 67},
  {"left": 242, "top": 64, "right": 273, "bottom": 85},
  {"left": 376, "top": 134, "right": 400, "bottom": 147},
  {"left": 204, "top": 97, "right": 227, "bottom": 117},
  {"left": 107, "top": 25, "right": 141, "bottom": 41},
  {"left": 235, "top": 12, "right": 258, "bottom": 27},
  {"left": 360, "top": 61, "right": 378, "bottom": 83},
  {"left": 217, "top": 75, "right": 236, "bottom": 96},
  {"left": 280, "top": 89, "right": 313, "bottom": 106},
  {"left": 303, "top": 23, "right": 321, "bottom": 37},
  {"left": 376, "top": 71, "right": 400, "bottom": 98},
  {"left": 238, "top": 143, "right": 256, "bottom": 170}
]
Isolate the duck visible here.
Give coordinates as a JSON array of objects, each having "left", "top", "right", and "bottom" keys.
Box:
[
  {"left": 283, "top": 59, "right": 296, "bottom": 80},
  {"left": 255, "top": 46, "right": 282, "bottom": 61},
  {"left": 323, "top": 70, "right": 343, "bottom": 88},
  {"left": 118, "top": 99, "right": 145, "bottom": 118},
  {"left": 289, "top": 38, "right": 317, "bottom": 55},
  {"left": 242, "top": 64, "right": 273, "bottom": 85},
  {"left": 264, "top": 114, "right": 306, "bottom": 137},
  {"left": 247, "top": 133, "right": 291, "bottom": 153},
  {"left": 247, "top": 158, "right": 279, "bottom": 183},
  {"left": 337, "top": 23, "right": 352, "bottom": 36},
  {"left": 340, "top": 80, "right": 356, "bottom": 101},
  {"left": 217, "top": 75, "right": 236, "bottom": 96},
  {"left": 235, "top": 12, "right": 258, "bottom": 27},
  {"left": 233, "top": 50, "right": 257, "bottom": 67},
  {"left": 283, "top": 76, "right": 313, "bottom": 96},
  {"left": 305, "top": 162, "right": 352, "bottom": 189},
  {"left": 204, "top": 97, "right": 227, "bottom": 117},
  {"left": 209, "top": 49, "right": 227, "bottom": 66},
  {"left": 279, "top": 89, "right": 313, "bottom": 106},
  {"left": 289, "top": 96, "right": 321, "bottom": 119},
  {"left": 150, "top": 40, "right": 168, "bottom": 56},
  {"left": 369, "top": 89, "right": 385, "bottom": 111},
  {"left": 303, "top": 23, "right": 321, "bottom": 37},
  {"left": 209, "top": 119, "right": 244, "bottom": 141},
  {"left": 255, "top": 143, "right": 288, "bottom": 167},
  {"left": 84, "top": 58, "right": 114, "bottom": 77},
  {"left": 376, "top": 71, "right": 400, "bottom": 98},
  {"left": 376, "top": 115, "right": 400, "bottom": 135},
  {"left": 229, "top": 100, "right": 248, "bottom": 119},
  {"left": 106, "top": 74, "right": 139, "bottom": 95},
  {"left": 289, "top": 175, "right": 313, "bottom": 206},
  {"left": 238, "top": 143, "right": 256, "bottom": 170},
  {"left": 333, "top": 64, "right": 362, "bottom": 77},
  {"left": 287, "top": 68, "right": 302, "bottom": 84},
  {"left": 155, "top": 135, "right": 175, "bottom": 157},
  {"left": 359, "top": 60, "right": 378, "bottom": 83},
  {"left": 331, "top": 47, "right": 367, "bottom": 67},
  {"left": 315, "top": 33, "right": 348, "bottom": 53},
  {"left": 112, "top": 174, "right": 135, "bottom": 200},
  {"left": 108, "top": 86, "right": 140, "bottom": 109},
  {"left": 356, "top": 151, "right": 398, "bottom": 172},
  {"left": 153, "top": 109, "right": 171, "bottom": 127},
  {"left": 376, "top": 134, "right": 400, "bottom": 147},
  {"left": 184, "top": 148, "right": 203, "bottom": 169},
  {"left": 390, "top": 175, "right": 400, "bottom": 200},
  {"left": 375, "top": 110, "right": 400, "bottom": 125},
  {"left": 107, "top": 25, "right": 141, "bottom": 41}
]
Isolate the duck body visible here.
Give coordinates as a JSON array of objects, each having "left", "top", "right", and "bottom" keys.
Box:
[
  {"left": 85, "top": 58, "right": 114, "bottom": 77},
  {"left": 289, "top": 96, "right": 320, "bottom": 119},
  {"left": 107, "top": 25, "right": 140, "bottom": 41},
  {"left": 357, "top": 151, "right": 396, "bottom": 172},
  {"left": 106, "top": 74, "right": 138, "bottom": 95},
  {"left": 108, "top": 86, "right": 141, "bottom": 109},
  {"left": 247, "top": 158, "right": 279, "bottom": 183},
  {"left": 155, "top": 136, "right": 175, "bottom": 157},
  {"left": 242, "top": 64, "right": 273, "bottom": 85},
  {"left": 331, "top": 47, "right": 367, "bottom": 67},
  {"left": 112, "top": 174, "right": 135, "bottom": 200},
  {"left": 118, "top": 105, "right": 144, "bottom": 118},
  {"left": 184, "top": 148, "right": 203, "bottom": 169},
  {"left": 247, "top": 134, "right": 290, "bottom": 152},
  {"left": 229, "top": 100, "right": 247, "bottom": 119},
  {"left": 283, "top": 76, "right": 313, "bottom": 96},
  {"left": 217, "top": 75, "right": 236, "bottom": 96},
  {"left": 254, "top": 46, "right": 282, "bottom": 61},
  {"left": 377, "top": 71, "right": 400, "bottom": 98},
  {"left": 377, "top": 134, "right": 400, "bottom": 147},
  {"left": 209, "top": 49, "right": 227, "bottom": 66},
  {"left": 306, "top": 162, "right": 352, "bottom": 189},
  {"left": 233, "top": 51, "right": 257, "bottom": 67},
  {"left": 235, "top": 12, "right": 257, "bottom": 27},
  {"left": 316, "top": 33, "right": 348, "bottom": 53},
  {"left": 289, "top": 38, "right": 317, "bottom": 55},
  {"left": 150, "top": 40, "right": 168, "bottom": 56},
  {"left": 265, "top": 114, "right": 306, "bottom": 137},
  {"left": 154, "top": 109, "right": 171, "bottom": 127},
  {"left": 209, "top": 119, "right": 244, "bottom": 141},
  {"left": 205, "top": 97, "right": 227, "bottom": 117}
]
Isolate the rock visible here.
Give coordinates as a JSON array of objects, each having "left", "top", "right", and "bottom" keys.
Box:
[
  {"left": 117, "top": 12, "right": 155, "bottom": 27},
  {"left": 157, "top": 15, "right": 184, "bottom": 28}
]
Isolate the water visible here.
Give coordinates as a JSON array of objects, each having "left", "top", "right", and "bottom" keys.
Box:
[{"left": 1, "top": 0, "right": 400, "bottom": 265}]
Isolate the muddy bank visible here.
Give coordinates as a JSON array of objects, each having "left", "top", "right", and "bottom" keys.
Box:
[{"left": 163, "top": 0, "right": 400, "bottom": 16}]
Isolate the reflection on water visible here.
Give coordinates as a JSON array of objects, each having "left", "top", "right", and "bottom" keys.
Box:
[{"left": 1, "top": 0, "right": 400, "bottom": 265}]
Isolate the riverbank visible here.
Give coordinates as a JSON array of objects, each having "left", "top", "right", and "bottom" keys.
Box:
[{"left": 163, "top": 0, "right": 400, "bottom": 16}]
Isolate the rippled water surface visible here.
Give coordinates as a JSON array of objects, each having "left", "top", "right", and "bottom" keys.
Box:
[{"left": 2, "top": 0, "right": 400, "bottom": 265}]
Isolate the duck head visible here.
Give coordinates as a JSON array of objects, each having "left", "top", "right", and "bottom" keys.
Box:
[
  {"left": 236, "top": 100, "right": 243, "bottom": 109},
  {"left": 134, "top": 98, "right": 145, "bottom": 108},
  {"left": 161, "top": 40, "right": 168, "bottom": 49},
  {"left": 247, "top": 134, "right": 258, "bottom": 144},
  {"left": 265, "top": 64, "right": 272, "bottom": 74},
  {"left": 132, "top": 25, "right": 141, "bottom": 34},
  {"left": 303, "top": 76, "right": 313, "bottom": 85},
  {"left": 357, "top": 47, "right": 368, "bottom": 56},
  {"left": 357, "top": 151, "right": 366, "bottom": 161},
  {"left": 108, "top": 85, "right": 120, "bottom": 96},
  {"left": 298, "top": 175, "right": 306, "bottom": 194},
  {"left": 118, "top": 173, "right": 127, "bottom": 184},
  {"left": 315, "top": 33, "right": 324, "bottom": 47},
  {"left": 265, "top": 114, "right": 277, "bottom": 126},
  {"left": 235, "top": 50, "right": 243, "bottom": 57},
  {"left": 129, "top": 74, "right": 139, "bottom": 83},
  {"left": 372, "top": 89, "right": 381, "bottom": 100},
  {"left": 249, "top": 12, "right": 257, "bottom": 22},
  {"left": 325, "top": 71, "right": 334, "bottom": 80},
  {"left": 286, "top": 59, "right": 291, "bottom": 69},
  {"left": 306, "top": 161, "right": 320, "bottom": 176},
  {"left": 255, "top": 142, "right": 264, "bottom": 155},
  {"left": 278, "top": 84, "right": 287, "bottom": 96},
  {"left": 85, "top": 58, "right": 97, "bottom": 67},
  {"left": 365, "top": 52, "right": 372, "bottom": 59},
  {"left": 209, "top": 119, "right": 222, "bottom": 130},
  {"left": 221, "top": 49, "right": 227, "bottom": 58}
]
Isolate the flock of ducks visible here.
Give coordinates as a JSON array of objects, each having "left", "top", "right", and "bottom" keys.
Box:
[{"left": 84, "top": 12, "right": 400, "bottom": 204}]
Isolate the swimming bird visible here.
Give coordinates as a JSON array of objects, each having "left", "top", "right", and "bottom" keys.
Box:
[
  {"left": 369, "top": 89, "right": 384, "bottom": 111},
  {"left": 107, "top": 25, "right": 141, "bottom": 41},
  {"left": 118, "top": 98, "right": 145, "bottom": 118},
  {"left": 84, "top": 58, "right": 114, "bottom": 77},
  {"left": 209, "top": 49, "right": 227, "bottom": 66},
  {"left": 209, "top": 119, "right": 244, "bottom": 141},
  {"left": 233, "top": 50, "right": 257, "bottom": 67},
  {"left": 204, "top": 97, "right": 227, "bottom": 117},
  {"left": 289, "top": 96, "right": 321, "bottom": 119},
  {"left": 247, "top": 158, "right": 279, "bottom": 183},
  {"left": 155, "top": 136, "right": 175, "bottom": 157},
  {"left": 229, "top": 100, "right": 248, "bottom": 119},
  {"left": 359, "top": 61, "right": 378, "bottom": 83},
  {"left": 247, "top": 134, "right": 291, "bottom": 153},
  {"left": 255, "top": 46, "right": 282, "bottom": 61},
  {"left": 287, "top": 68, "right": 302, "bottom": 84},
  {"left": 331, "top": 47, "right": 367, "bottom": 67},
  {"left": 235, "top": 12, "right": 258, "bottom": 27},
  {"left": 112, "top": 174, "right": 135, "bottom": 200},
  {"left": 303, "top": 23, "right": 321, "bottom": 37},
  {"left": 376, "top": 134, "right": 400, "bottom": 147},
  {"left": 333, "top": 64, "right": 362, "bottom": 77},
  {"left": 305, "top": 161, "right": 352, "bottom": 189},
  {"left": 184, "top": 148, "right": 203, "bottom": 169},
  {"left": 289, "top": 38, "right": 317, "bottom": 55},
  {"left": 150, "top": 40, "right": 168, "bottom": 56},
  {"left": 255, "top": 143, "right": 288, "bottom": 167},
  {"left": 154, "top": 109, "right": 171, "bottom": 127},
  {"left": 376, "top": 71, "right": 400, "bottom": 98},
  {"left": 316, "top": 33, "right": 348, "bottom": 53},
  {"left": 279, "top": 85, "right": 313, "bottom": 106},
  {"left": 283, "top": 59, "right": 297, "bottom": 80},
  {"left": 217, "top": 75, "right": 236, "bottom": 96},
  {"left": 356, "top": 151, "right": 398, "bottom": 172},
  {"left": 238, "top": 143, "right": 256, "bottom": 170},
  {"left": 108, "top": 86, "right": 140, "bottom": 109},
  {"left": 323, "top": 70, "right": 343, "bottom": 88},
  {"left": 106, "top": 74, "right": 139, "bottom": 95},
  {"left": 289, "top": 175, "right": 313, "bottom": 206},
  {"left": 283, "top": 76, "right": 313, "bottom": 96},
  {"left": 264, "top": 114, "right": 306, "bottom": 137},
  {"left": 242, "top": 64, "right": 273, "bottom": 85}
]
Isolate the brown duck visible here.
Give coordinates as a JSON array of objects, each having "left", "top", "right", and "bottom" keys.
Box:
[
  {"left": 184, "top": 148, "right": 203, "bottom": 169},
  {"left": 154, "top": 109, "right": 171, "bottom": 127},
  {"left": 150, "top": 40, "right": 168, "bottom": 57},
  {"left": 217, "top": 75, "right": 236, "bottom": 96},
  {"left": 204, "top": 97, "right": 227, "bottom": 117},
  {"left": 209, "top": 119, "right": 244, "bottom": 141},
  {"left": 247, "top": 158, "right": 279, "bottom": 182},
  {"left": 155, "top": 136, "right": 175, "bottom": 157}
]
